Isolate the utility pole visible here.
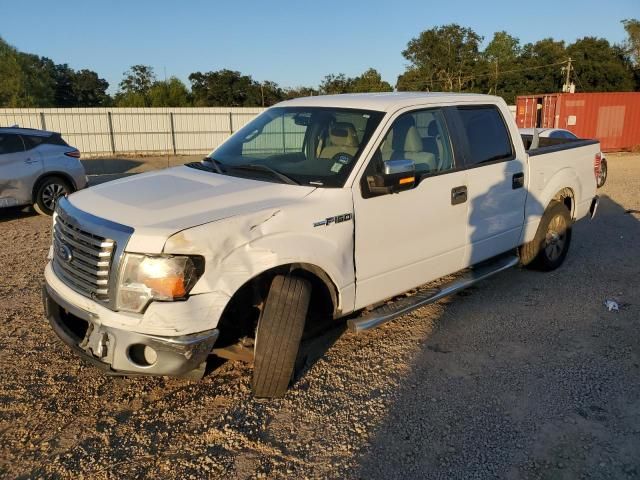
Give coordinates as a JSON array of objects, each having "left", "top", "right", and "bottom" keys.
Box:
[
  {"left": 260, "top": 82, "right": 265, "bottom": 107},
  {"left": 562, "top": 57, "right": 573, "bottom": 92}
]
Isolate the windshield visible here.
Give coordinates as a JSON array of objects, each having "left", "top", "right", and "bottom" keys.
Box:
[{"left": 205, "top": 107, "right": 384, "bottom": 187}]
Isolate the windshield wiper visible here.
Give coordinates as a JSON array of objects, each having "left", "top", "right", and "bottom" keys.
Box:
[{"left": 231, "top": 164, "right": 300, "bottom": 186}]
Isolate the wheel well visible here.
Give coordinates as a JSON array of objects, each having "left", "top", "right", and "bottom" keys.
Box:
[
  {"left": 214, "top": 264, "right": 338, "bottom": 347},
  {"left": 32, "top": 172, "right": 76, "bottom": 203},
  {"left": 552, "top": 188, "right": 574, "bottom": 218}
]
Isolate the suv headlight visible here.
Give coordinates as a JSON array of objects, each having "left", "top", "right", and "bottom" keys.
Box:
[{"left": 116, "top": 254, "right": 204, "bottom": 313}]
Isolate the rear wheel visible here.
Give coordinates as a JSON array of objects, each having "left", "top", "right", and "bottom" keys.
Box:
[
  {"left": 34, "top": 176, "right": 72, "bottom": 215},
  {"left": 252, "top": 275, "right": 311, "bottom": 398},
  {"left": 520, "top": 200, "right": 572, "bottom": 271},
  {"left": 597, "top": 159, "right": 607, "bottom": 188}
]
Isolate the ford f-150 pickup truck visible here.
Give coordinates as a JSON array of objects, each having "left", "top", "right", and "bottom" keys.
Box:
[{"left": 43, "top": 93, "right": 601, "bottom": 398}]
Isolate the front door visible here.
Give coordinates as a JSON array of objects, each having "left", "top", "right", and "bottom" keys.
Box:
[{"left": 353, "top": 107, "right": 468, "bottom": 309}]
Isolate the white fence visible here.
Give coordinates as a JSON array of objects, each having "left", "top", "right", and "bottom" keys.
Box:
[
  {"left": 0, "top": 107, "right": 266, "bottom": 157},
  {"left": 0, "top": 105, "right": 518, "bottom": 158}
]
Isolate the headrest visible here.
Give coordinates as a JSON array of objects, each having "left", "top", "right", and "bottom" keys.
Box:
[
  {"left": 427, "top": 120, "right": 438, "bottom": 137},
  {"left": 329, "top": 122, "right": 358, "bottom": 147},
  {"left": 391, "top": 116, "right": 416, "bottom": 151},
  {"left": 404, "top": 126, "right": 423, "bottom": 152}
]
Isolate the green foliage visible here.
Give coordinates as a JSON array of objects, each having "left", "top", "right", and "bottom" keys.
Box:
[
  {"left": 398, "top": 23, "right": 640, "bottom": 103},
  {"left": 622, "top": 18, "right": 640, "bottom": 66},
  {"left": 0, "top": 36, "right": 109, "bottom": 108},
  {"left": 568, "top": 37, "right": 635, "bottom": 92},
  {"left": 399, "top": 24, "right": 483, "bottom": 92},
  {"left": 149, "top": 77, "right": 191, "bottom": 107},
  {"left": 1, "top": 20, "right": 639, "bottom": 109},
  {"left": 189, "top": 69, "right": 285, "bottom": 107},
  {"left": 0, "top": 37, "right": 24, "bottom": 107},
  {"left": 319, "top": 69, "right": 392, "bottom": 95}
]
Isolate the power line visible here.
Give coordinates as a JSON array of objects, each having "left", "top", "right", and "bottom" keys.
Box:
[{"left": 397, "top": 60, "right": 569, "bottom": 89}]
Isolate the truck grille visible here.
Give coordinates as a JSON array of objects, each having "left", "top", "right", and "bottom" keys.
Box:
[{"left": 52, "top": 214, "right": 115, "bottom": 302}]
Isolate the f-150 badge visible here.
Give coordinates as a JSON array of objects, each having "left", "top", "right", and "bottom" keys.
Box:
[{"left": 313, "top": 213, "right": 353, "bottom": 227}]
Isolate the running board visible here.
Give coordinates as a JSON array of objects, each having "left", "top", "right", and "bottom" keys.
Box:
[{"left": 347, "top": 255, "right": 519, "bottom": 333}]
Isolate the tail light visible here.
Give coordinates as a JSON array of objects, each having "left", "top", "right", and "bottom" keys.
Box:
[
  {"left": 64, "top": 149, "right": 81, "bottom": 159},
  {"left": 594, "top": 152, "right": 602, "bottom": 180}
]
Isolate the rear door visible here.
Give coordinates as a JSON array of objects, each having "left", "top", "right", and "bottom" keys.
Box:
[
  {"left": 447, "top": 105, "right": 527, "bottom": 264},
  {"left": 0, "top": 133, "right": 40, "bottom": 207}
]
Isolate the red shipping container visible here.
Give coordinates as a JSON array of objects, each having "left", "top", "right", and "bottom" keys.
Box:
[{"left": 516, "top": 92, "right": 640, "bottom": 152}]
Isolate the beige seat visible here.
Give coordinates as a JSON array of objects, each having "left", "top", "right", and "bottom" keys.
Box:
[
  {"left": 319, "top": 122, "right": 359, "bottom": 159},
  {"left": 423, "top": 120, "right": 447, "bottom": 170},
  {"left": 402, "top": 126, "right": 437, "bottom": 172}
]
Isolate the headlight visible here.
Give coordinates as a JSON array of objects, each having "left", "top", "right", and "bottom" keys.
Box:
[{"left": 116, "top": 254, "right": 204, "bottom": 313}]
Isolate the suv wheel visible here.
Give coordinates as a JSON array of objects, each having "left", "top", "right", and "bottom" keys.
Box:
[{"left": 34, "top": 176, "right": 72, "bottom": 216}]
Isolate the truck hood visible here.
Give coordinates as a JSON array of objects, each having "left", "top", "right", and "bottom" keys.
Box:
[{"left": 68, "top": 166, "right": 315, "bottom": 253}]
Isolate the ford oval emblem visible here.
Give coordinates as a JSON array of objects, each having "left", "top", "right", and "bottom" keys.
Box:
[{"left": 57, "top": 243, "right": 73, "bottom": 263}]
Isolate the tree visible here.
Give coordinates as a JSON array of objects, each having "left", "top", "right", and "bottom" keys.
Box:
[
  {"left": 0, "top": 37, "right": 24, "bottom": 107},
  {"left": 567, "top": 37, "right": 635, "bottom": 92},
  {"left": 398, "top": 24, "right": 483, "bottom": 92},
  {"left": 116, "top": 65, "right": 156, "bottom": 106},
  {"left": 52, "top": 64, "right": 76, "bottom": 107},
  {"left": 319, "top": 73, "right": 353, "bottom": 94},
  {"left": 351, "top": 68, "right": 393, "bottom": 93},
  {"left": 72, "top": 69, "right": 110, "bottom": 106},
  {"left": 16, "top": 53, "right": 56, "bottom": 107},
  {"left": 284, "top": 86, "right": 318, "bottom": 99},
  {"left": 148, "top": 77, "right": 191, "bottom": 107},
  {"left": 481, "top": 31, "right": 522, "bottom": 101},
  {"left": 189, "top": 69, "right": 260, "bottom": 106},
  {"left": 622, "top": 18, "right": 640, "bottom": 66},
  {"left": 518, "top": 38, "right": 567, "bottom": 94}
]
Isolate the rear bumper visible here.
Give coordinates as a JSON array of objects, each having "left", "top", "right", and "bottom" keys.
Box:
[{"left": 43, "top": 284, "right": 219, "bottom": 377}]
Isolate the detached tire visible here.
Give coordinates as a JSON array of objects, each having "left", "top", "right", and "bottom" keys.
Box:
[
  {"left": 34, "top": 176, "right": 72, "bottom": 216},
  {"left": 252, "top": 275, "right": 311, "bottom": 398},
  {"left": 520, "top": 200, "right": 572, "bottom": 271}
]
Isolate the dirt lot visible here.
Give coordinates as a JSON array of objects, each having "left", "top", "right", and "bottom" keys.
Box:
[{"left": 1, "top": 154, "right": 639, "bottom": 479}]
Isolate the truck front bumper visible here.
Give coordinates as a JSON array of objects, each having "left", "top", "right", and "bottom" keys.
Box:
[{"left": 43, "top": 284, "right": 219, "bottom": 377}]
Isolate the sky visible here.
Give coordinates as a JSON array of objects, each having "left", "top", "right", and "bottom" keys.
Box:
[{"left": 1, "top": 0, "right": 637, "bottom": 93}]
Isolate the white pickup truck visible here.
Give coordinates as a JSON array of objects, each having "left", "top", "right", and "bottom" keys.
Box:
[{"left": 43, "top": 93, "right": 600, "bottom": 397}]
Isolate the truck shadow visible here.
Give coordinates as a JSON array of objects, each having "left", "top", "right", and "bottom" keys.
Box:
[{"left": 353, "top": 193, "right": 639, "bottom": 479}]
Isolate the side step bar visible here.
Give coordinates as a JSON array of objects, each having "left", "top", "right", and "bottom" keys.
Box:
[{"left": 347, "top": 255, "right": 519, "bottom": 333}]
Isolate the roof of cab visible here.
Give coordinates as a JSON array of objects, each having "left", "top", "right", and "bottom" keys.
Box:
[
  {"left": 276, "top": 92, "right": 504, "bottom": 112},
  {"left": 0, "top": 126, "right": 55, "bottom": 136}
]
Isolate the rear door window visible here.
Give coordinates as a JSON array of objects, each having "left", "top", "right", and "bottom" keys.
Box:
[
  {"left": 0, "top": 134, "right": 25, "bottom": 155},
  {"left": 454, "top": 106, "right": 514, "bottom": 167},
  {"left": 21, "top": 135, "right": 46, "bottom": 150}
]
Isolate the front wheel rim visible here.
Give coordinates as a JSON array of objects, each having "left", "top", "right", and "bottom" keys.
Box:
[
  {"left": 544, "top": 215, "right": 567, "bottom": 261},
  {"left": 42, "top": 183, "right": 66, "bottom": 210}
]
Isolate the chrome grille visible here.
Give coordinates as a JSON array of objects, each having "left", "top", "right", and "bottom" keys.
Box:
[{"left": 52, "top": 213, "right": 115, "bottom": 302}]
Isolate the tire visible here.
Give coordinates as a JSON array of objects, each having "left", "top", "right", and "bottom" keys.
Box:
[
  {"left": 597, "top": 159, "right": 607, "bottom": 188},
  {"left": 34, "top": 176, "right": 72, "bottom": 216},
  {"left": 519, "top": 200, "right": 572, "bottom": 271},
  {"left": 252, "top": 275, "right": 311, "bottom": 398}
]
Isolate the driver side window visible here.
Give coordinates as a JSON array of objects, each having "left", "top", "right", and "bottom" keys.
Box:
[{"left": 375, "top": 108, "right": 454, "bottom": 175}]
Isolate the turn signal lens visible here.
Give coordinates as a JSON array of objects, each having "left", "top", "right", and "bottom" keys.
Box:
[{"left": 399, "top": 176, "right": 415, "bottom": 185}]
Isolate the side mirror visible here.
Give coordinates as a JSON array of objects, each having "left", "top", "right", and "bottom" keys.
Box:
[{"left": 367, "top": 159, "right": 416, "bottom": 195}]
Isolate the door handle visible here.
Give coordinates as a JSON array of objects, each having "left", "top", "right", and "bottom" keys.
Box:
[
  {"left": 24, "top": 158, "right": 38, "bottom": 164},
  {"left": 451, "top": 186, "right": 467, "bottom": 205},
  {"left": 512, "top": 172, "right": 525, "bottom": 189}
]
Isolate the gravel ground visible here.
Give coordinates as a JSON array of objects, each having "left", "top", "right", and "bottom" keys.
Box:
[{"left": 0, "top": 153, "right": 638, "bottom": 479}]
